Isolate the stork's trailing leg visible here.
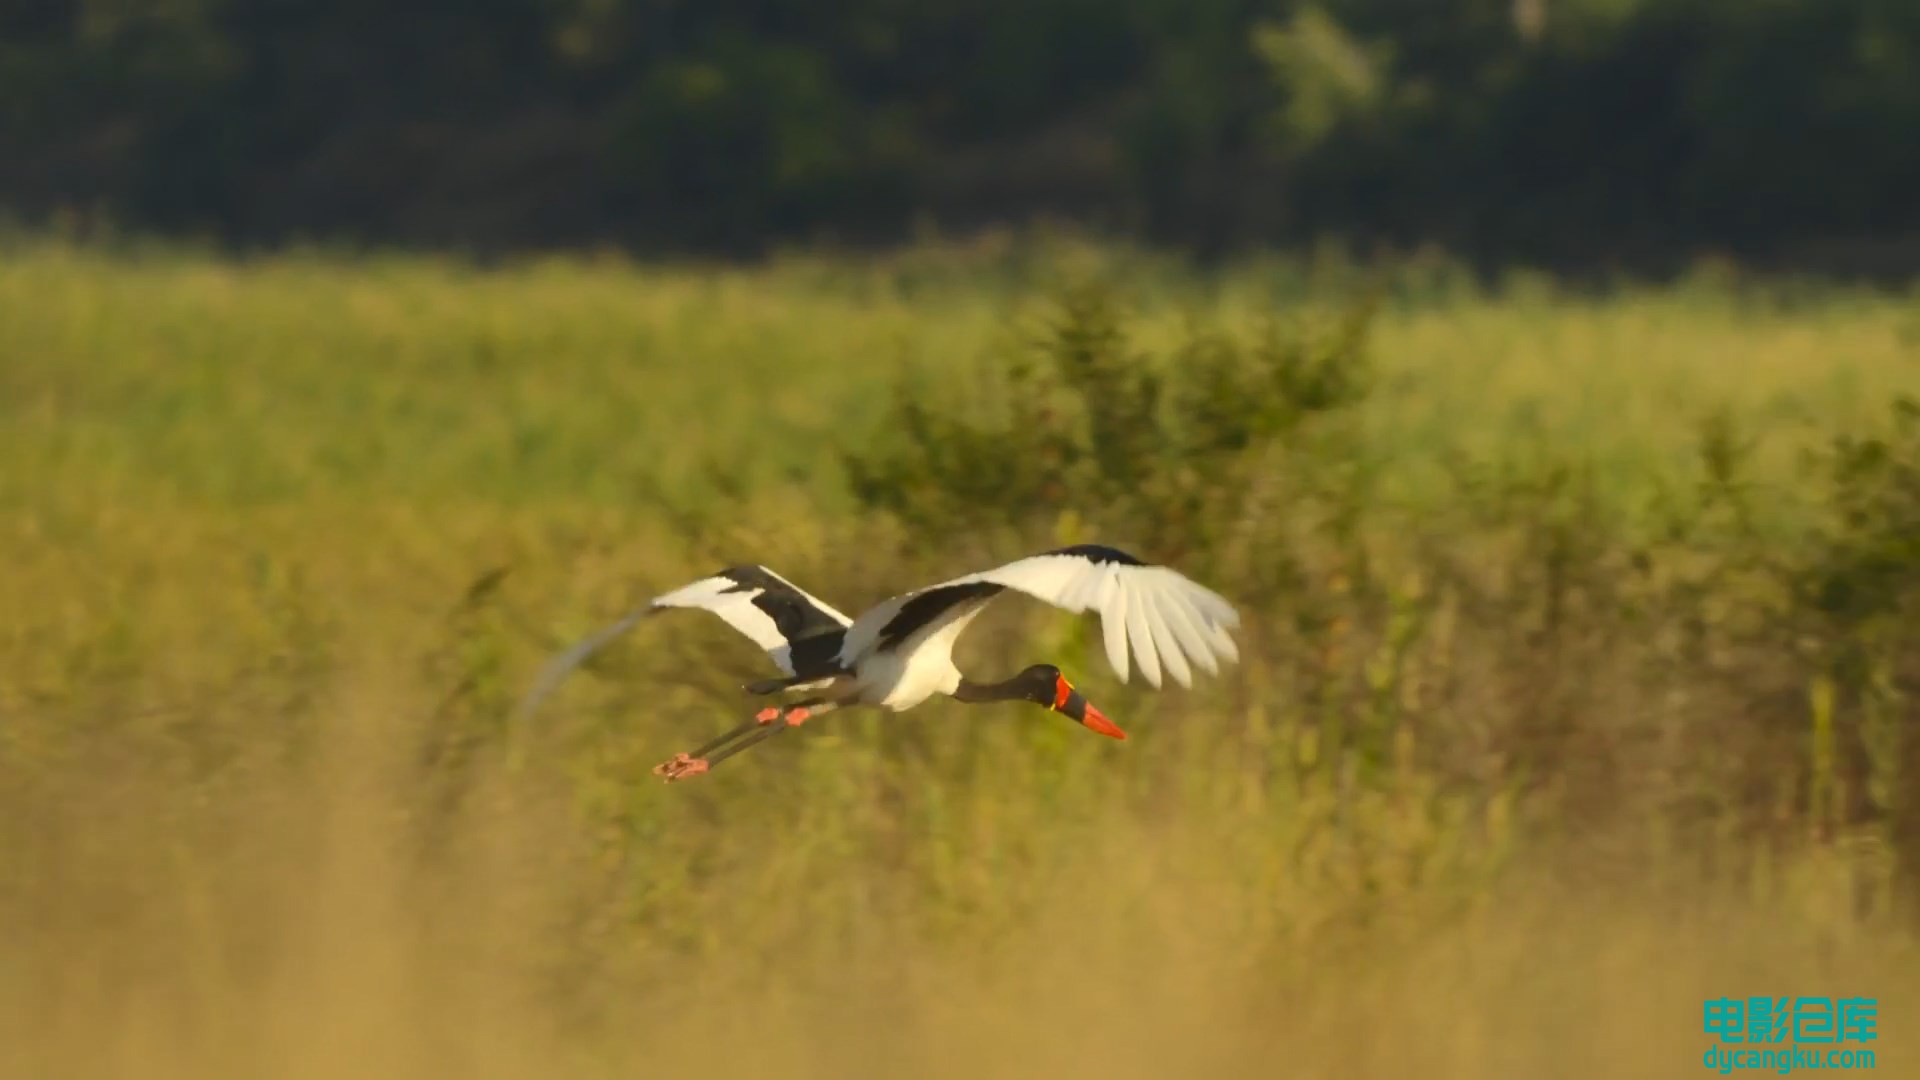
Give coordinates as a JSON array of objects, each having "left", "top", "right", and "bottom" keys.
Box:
[{"left": 652, "top": 701, "right": 841, "bottom": 782}]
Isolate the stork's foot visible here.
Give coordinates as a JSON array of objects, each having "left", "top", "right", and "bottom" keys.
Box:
[
  {"left": 755, "top": 707, "right": 783, "bottom": 724},
  {"left": 651, "top": 753, "right": 711, "bottom": 782},
  {"left": 754, "top": 705, "right": 814, "bottom": 726}
]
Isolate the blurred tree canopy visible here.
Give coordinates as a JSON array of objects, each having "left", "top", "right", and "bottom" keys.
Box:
[{"left": 2, "top": 0, "right": 1916, "bottom": 269}]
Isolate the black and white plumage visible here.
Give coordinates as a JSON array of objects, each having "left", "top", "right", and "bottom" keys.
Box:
[
  {"left": 515, "top": 544, "right": 1242, "bottom": 781},
  {"left": 650, "top": 564, "right": 854, "bottom": 679},
  {"left": 514, "top": 564, "right": 851, "bottom": 724}
]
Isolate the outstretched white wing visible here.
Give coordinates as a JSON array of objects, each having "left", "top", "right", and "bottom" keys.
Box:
[
  {"left": 646, "top": 566, "right": 853, "bottom": 673},
  {"left": 839, "top": 544, "right": 1241, "bottom": 689},
  {"left": 514, "top": 564, "right": 852, "bottom": 722}
]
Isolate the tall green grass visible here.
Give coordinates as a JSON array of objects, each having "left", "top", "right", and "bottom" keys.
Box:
[{"left": 1, "top": 237, "right": 1917, "bottom": 1078}]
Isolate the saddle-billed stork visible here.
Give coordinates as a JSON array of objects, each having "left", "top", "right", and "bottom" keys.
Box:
[{"left": 515, "top": 544, "right": 1241, "bottom": 782}]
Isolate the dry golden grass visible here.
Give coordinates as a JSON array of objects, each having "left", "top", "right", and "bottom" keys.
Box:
[{"left": 10, "top": 708, "right": 1915, "bottom": 1079}]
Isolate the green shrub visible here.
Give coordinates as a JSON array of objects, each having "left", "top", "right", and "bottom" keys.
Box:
[
  {"left": 842, "top": 276, "right": 1378, "bottom": 571},
  {"left": 1797, "top": 396, "right": 1920, "bottom": 897}
]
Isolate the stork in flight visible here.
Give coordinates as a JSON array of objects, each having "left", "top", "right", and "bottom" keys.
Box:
[{"left": 514, "top": 544, "right": 1241, "bottom": 782}]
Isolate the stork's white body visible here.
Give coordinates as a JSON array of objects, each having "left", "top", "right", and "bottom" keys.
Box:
[{"left": 846, "top": 603, "right": 991, "bottom": 711}]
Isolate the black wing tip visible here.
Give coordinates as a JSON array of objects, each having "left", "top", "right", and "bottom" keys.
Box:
[{"left": 1044, "top": 543, "right": 1149, "bottom": 567}]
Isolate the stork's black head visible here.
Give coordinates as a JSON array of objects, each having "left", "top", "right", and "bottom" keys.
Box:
[{"left": 1008, "top": 663, "right": 1127, "bottom": 740}]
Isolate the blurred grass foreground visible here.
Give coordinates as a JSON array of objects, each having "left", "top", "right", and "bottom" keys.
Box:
[{"left": 2, "top": 237, "right": 1919, "bottom": 1078}]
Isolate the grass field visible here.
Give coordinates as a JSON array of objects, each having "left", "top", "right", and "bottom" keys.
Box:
[{"left": 2, "top": 236, "right": 1918, "bottom": 1078}]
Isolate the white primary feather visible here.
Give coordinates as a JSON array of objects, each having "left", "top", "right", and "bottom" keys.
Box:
[{"left": 839, "top": 550, "right": 1241, "bottom": 690}]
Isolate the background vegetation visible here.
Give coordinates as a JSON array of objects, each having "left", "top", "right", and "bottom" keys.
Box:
[
  {"left": 2, "top": 236, "right": 1918, "bottom": 1077},
  {"left": 5, "top": 0, "right": 1919, "bottom": 270}
]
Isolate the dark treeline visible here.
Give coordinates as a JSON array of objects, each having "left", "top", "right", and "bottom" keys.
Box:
[{"left": 4, "top": 0, "right": 1918, "bottom": 270}]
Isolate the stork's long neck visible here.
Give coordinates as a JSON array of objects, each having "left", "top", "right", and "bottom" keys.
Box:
[{"left": 952, "top": 674, "right": 1035, "bottom": 704}]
